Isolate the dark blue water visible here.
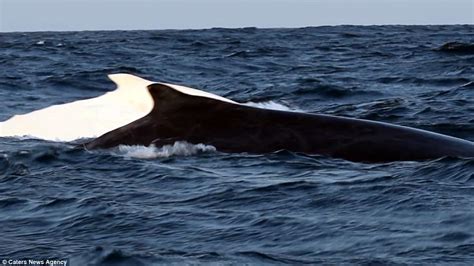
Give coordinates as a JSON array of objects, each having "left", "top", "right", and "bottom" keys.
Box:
[{"left": 1, "top": 25, "right": 473, "bottom": 265}]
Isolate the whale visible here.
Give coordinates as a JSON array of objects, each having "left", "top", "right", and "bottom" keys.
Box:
[
  {"left": 1, "top": 74, "right": 474, "bottom": 163},
  {"left": 0, "top": 74, "right": 234, "bottom": 141},
  {"left": 82, "top": 76, "right": 474, "bottom": 163}
]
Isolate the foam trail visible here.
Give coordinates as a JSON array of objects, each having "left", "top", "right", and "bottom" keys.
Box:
[
  {"left": 244, "top": 101, "right": 303, "bottom": 112},
  {"left": 117, "top": 141, "right": 216, "bottom": 159}
]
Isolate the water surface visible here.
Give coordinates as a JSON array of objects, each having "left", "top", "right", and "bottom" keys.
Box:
[{"left": 0, "top": 25, "right": 473, "bottom": 265}]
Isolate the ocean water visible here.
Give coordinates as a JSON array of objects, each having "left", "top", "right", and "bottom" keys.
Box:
[{"left": 0, "top": 25, "right": 473, "bottom": 265}]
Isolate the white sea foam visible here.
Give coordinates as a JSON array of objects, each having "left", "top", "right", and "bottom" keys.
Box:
[
  {"left": 244, "top": 100, "right": 303, "bottom": 112},
  {"left": 117, "top": 141, "right": 216, "bottom": 159}
]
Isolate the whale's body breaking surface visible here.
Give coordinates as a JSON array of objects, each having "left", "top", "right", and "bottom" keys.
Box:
[
  {"left": 83, "top": 82, "right": 474, "bottom": 162},
  {"left": 1, "top": 74, "right": 474, "bottom": 162}
]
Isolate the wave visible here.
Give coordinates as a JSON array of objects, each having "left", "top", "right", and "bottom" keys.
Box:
[
  {"left": 2, "top": 26, "right": 474, "bottom": 264},
  {"left": 116, "top": 141, "right": 216, "bottom": 159},
  {"left": 376, "top": 76, "right": 472, "bottom": 87}
]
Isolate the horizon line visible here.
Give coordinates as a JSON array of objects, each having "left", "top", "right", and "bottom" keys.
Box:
[{"left": 1, "top": 23, "right": 472, "bottom": 34}]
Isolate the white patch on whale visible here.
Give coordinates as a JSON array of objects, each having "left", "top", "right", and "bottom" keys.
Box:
[{"left": 0, "top": 74, "right": 235, "bottom": 142}]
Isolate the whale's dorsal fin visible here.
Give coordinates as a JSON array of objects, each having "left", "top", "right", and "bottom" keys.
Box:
[
  {"left": 159, "top": 82, "right": 237, "bottom": 104},
  {"left": 146, "top": 83, "right": 218, "bottom": 113},
  {"left": 108, "top": 73, "right": 236, "bottom": 104},
  {"left": 145, "top": 82, "right": 243, "bottom": 117},
  {"left": 83, "top": 83, "right": 239, "bottom": 149}
]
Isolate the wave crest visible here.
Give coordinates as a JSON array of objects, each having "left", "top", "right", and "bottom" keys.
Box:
[
  {"left": 117, "top": 141, "right": 216, "bottom": 159},
  {"left": 244, "top": 101, "right": 303, "bottom": 112}
]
